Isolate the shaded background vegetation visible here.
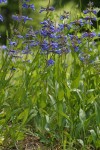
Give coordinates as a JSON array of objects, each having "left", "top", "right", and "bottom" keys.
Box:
[{"left": 53, "top": 0, "right": 100, "bottom": 9}]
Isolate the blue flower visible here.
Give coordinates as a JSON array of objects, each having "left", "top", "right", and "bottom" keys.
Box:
[
  {"left": 80, "top": 56, "right": 85, "bottom": 62},
  {"left": 71, "top": 19, "right": 84, "bottom": 26},
  {"left": 12, "top": 15, "right": 32, "bottom": 22},
  {"left": 47, "top": 59, "right": 54, "bottom": 66},
  {"left": 0, "top": 0, "right": 7, "bottom": 3},
  {"left": 39, "top": 6, "right": 55, "bottom": 13},
  {"left": 58, "top": 24, "right": 64, "bottom": 30},
  {"left": 92, "top": 10, "right": 97, "bottom": 15},
  {"left": 9, "top": 50, "right": 17, "bottom": 54},
  {"left": 30, "top": 4, "right": 35, "bottom": 10},
  {"left": 22, "top": 3, "right": 28, "bottom": 9},
  {"left": 22, "top": 3, "right": 35, "bottom": 10},
  {"left": 83, "top": 9, "right": 97, "bottom": 15},
  {"left": 60, "top": 11, "right": 69, "bottom": 20},
  {"left": 84, "top": 16, "right": 97, "bottom": 21},
  {"left": 0, "top": 14, "right": 3, "bottom": 22},
  {"left": 40, "top": 29, "right": 47, "bottom": 37},
  {"left": 49, "top": 33, "right": 56, "bottom": 38},
  {"left": 50, "top": 41, "right": 58, "bottom": 49},
  {"left": 29, "top": 41, "right": 39, "bottom": 47},
  {"left": 83, "top": 10, "right": 89, "bottom": 14},
  {"left": 58, "top": 23, "right": 71, "bottom": 31},
  {"left": 1, "top": 45, "right": 7, "bottom": 50},
  {"left": 25, "top": 0, "right": 30, "bottom": 2},
  {"left": 9, "top": 41, "right": 17, "bottom": 46},
  {"left": 74, "top": 46, "right": 79, "bottom": 52},
  {"left": 22, "top": 45, "right": 31, "bottom": 54},
  {"left": 41, "top": 40, "right": 49, "bottom": 51},
  {"left": 82, "top": 32, "right": 96, "bottom": 38},
  {"left": 17, "top": 35, "right": 24, "bottom": 39},
  {"left": 85, "top": 20, "right": 93, "bottom": 25},
  {"left": 22, "top": 16, "right": 33, "bottom": 22},
  {"left": 40, "top": 20, "right": 49, "bottom": 26}
]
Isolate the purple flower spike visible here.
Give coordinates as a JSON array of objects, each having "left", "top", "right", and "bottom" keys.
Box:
[
  {"left": 41, "top": 40, "right": 49, "bottom": 51},
  {"left": 82, "top": 32, "right": 96, "bottom": 38},
  {"left": 50, "top": 41, "right": 58, "bottom": 49}
]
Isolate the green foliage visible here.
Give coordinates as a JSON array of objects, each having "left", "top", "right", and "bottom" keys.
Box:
[{"left": 0, "top": 45, "right": 100, "bottom": 149}]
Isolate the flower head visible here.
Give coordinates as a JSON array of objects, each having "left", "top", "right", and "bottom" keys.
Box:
[
  {"left": 60, "top": 11, "right": 69, "bottom": 20},
  {"left": 1, "top": 45, "right": 7, "bottom": 50},
  {"left": 47, "top": 59, "right": 54, "bottom": 66},
  {"left": 9, "top": 41, "right": 17, "bottom": 46}
]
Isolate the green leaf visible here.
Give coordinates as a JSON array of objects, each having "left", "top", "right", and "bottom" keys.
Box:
[
  {"left": 18, "top": 108, "right": 29, "bottom": 125},
  {"left": 58, "top": 89, "right": 64, "bottom": 101},
  {"left": 0, "top": 136, "right": 4, "bottom": 145}
]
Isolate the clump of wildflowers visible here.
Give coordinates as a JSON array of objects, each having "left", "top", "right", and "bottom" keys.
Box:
[
  {"left": 0, "top": 0, "right": 99, "bottom": 67},
  {"left": 0, "top": 0, "right": 7, "bottom": 3}
]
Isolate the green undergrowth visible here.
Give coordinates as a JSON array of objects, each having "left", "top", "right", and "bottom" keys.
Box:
[{"left": 0, "top": 0, "right": 100, "bottom": 149}]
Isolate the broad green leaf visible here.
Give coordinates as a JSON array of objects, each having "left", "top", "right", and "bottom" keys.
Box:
[
  {"left": 18, "top": 108, "right": 29, "bottom": 125},
  {"left": 58, "top": 89, "right": 64, "bottom": 101}
]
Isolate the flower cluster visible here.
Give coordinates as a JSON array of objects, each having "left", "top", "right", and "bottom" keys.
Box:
[
  {"left": 0, "top": 1, "right": 99, "bottom": 66},
  {"left": 40, "top": 19, "right": 57, "bottom": 38},
  {"left": 0, "top": 0, "right": 7, "bottom": 3},
  {"left": 22, "top": 3, "right": 35, "bottom": 10}
]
